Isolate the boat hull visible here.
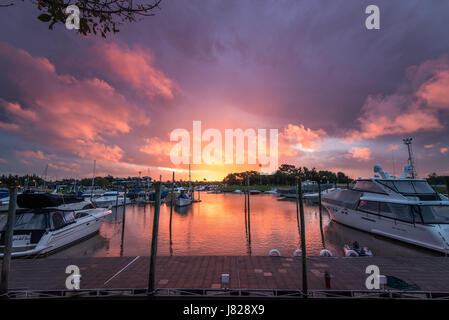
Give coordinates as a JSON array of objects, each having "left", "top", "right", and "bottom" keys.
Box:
[
  {"left": 322, "top": 201, "right": 449, "bottom": 254},
  {"left": 175, "top": 198, "right": 192, "bottom": 207}
]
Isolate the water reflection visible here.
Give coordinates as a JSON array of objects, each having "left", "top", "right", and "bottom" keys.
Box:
[{"left": 49, "top": 193, "right": 439, "bottom": 258}]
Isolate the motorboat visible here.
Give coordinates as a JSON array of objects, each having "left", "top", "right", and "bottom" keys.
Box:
[
  {"left": 343, "top": 242, "right": 373, "bottom": 257},
  {"left": 321, "top": 164, "right": 449, "bottom": 254},
  {"left": 91, "top": 191, "right": 131, "bottom": 208},
  {"left": 249, "top": 190, "right": 262, "bottom": 195},
  {"left": 175, "top": 192, "right": 192, "bottom": 207},
  {"left": 264, "top": 189, "right": 277, "bottom": 194},
  {"left": 0, "top": 193, "right": 111, "bottom": 257}
]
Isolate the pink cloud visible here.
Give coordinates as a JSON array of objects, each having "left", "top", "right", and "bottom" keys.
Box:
[
  {"left": 0, "top": 42, "right": 150, "bottom": 163},
  {"left": 280, "top": 124, "right": 326, "bottom": 156},
  {"left": 16, "top": 150, "right": 49, "bottom": 160},
  {"left": 416, "top": 69, "right": 449, "bottom": 109},
  {"left": 0, "top": 121, "right": 19, "bottom": 131},
  {"left": 0, "top": 158, "right": 7, "bottom": 164},
  {"left": 440, "top": 147, "right": 448, "bottom": 154},
  {"left": 424, "top": 144, "right": 435, "bottom": 148},
  {"left": 348, "top": 56, "right": 449, "bottom": 141},
  {"left": 96, "top": 43, "right": 176, "bottom": 99},
  {"left": 140, "top": 137, "right": 174, "bottom": 156},
  {"left": 346, "top": 147, "right": 372, "bottom": 161}
]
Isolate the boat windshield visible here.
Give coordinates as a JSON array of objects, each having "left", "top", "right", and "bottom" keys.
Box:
[
  {"left": 379, "top": 180, "right": 436, "bottom": 194},
  {"left": 420, "top": 206, "right": 449, "bottom": 224},
  {"left": 0, "top": 212, "right": 48, "bottom": 231},
  {"left": 353, "top": 180, "right": 386, "bottom": 194}
]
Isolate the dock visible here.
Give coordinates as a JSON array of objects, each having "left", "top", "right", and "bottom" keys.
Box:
[{"left": 5, "top": 256, "right": 449, "bottom": 298}]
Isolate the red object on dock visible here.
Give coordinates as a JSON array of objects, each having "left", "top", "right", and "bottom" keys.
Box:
[{"left": 325, "top": 271, "right": 331, "bottom": 289}]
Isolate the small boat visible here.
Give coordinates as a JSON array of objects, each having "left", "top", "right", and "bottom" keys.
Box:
[
  {"left": 0, "top": 193, "right": 111, "bottom": 257},
  {"left": 233, "top": 190, "right": 242, "bottom": 193},
  {"left": 343, "top": 242, "right": 373, "bottom": 257},
  {"left": 264, "top": 189, "right": 277, "bottom": 194},
  {"left": 92, "top": 191, "right": 131, "bottom": 208},
  {"left": 175, "top": 192, "right": 192, "bottom": 207},
  {"left": 249, "top": 190, "right": 261, "bottom": 195}
]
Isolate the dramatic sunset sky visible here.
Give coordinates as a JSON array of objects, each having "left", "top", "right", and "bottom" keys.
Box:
[{"left": 0, "top": 1, "right": 448, "bottom": 181}]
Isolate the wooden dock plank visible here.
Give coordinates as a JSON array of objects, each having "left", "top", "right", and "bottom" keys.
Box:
[{"left": 6, "top": 256, "right": 449, "bottom": 292}]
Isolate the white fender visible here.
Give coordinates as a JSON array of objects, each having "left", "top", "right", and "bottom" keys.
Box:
[
  {"left": 320, "top": 249, "right": 333, "bottom": 257},
  {"left": 269, "top": 249, "right": 281, "bottom": 256},
  {"left": 293, "top": 249, "right": 302, "bottom": 256},
  {"left": 345, "top": 249, "right": 359, "bottom": 257}
]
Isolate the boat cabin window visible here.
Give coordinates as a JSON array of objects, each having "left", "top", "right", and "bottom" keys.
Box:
[
  {"left": 358, "top": 201, "right": 421, "bottom": 223},
  {"left": 412, "top": 181, "right": 435, "bottom": 194},
  {"left": 63, "top": 212, "right": 76, "bottom": 224},
  {"left": 393, "top": 181, "right": 416, "bottom": 194},
  {"left": 420, "top": 206, "right": 449, "bottom": 224},
  {"left": 358, "top": 200, "right": 378, "bottom": 214},
  {"left": 82, "top": 203, "right": 95, "bottom": 210},
  {"left": 75, "top": 211, "right": 89, "bottom": 219},
  {"left": 50, "top": 211, "right": 76, "bottom": 230},
  {"left": 1, "top": 212, "right": 48, "bottom": 231},
  {"left": 353, "top": 181, "right": 386, "bottom": 194}
]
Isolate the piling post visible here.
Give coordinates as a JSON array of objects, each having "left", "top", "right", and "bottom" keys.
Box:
[
  {"left": 169, "top": 172, "right": 174, "bottom": 255},
  {"left": 247, "top": 177, "right": 251, "bottom": 244},
  {"left": 115, "top": 188, "right": 119, "bottom": 208},
  {"left": 148, "top": 182, "right": 162, "bottom": 294},
  {"left": 296, "top": 178, "right": 308, "bottom": 297},
  {"left": 120, "top": 189, "right": 127, "bottom": 257},
  {"left": 244, "top": 187, "right": 248, "bottom": 234},
  {"left": 0, "top": 187, "right": 18, "bottom": 296},
  {"left": 318, "top": 180, "right": 323, "bottom": 227},
  {"left": 318, "top": 180, "right": 326, "bottom": 247}
]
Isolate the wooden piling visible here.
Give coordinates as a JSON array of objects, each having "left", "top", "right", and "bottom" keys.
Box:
[
  {"left": 247, "top": 177, "right": 251, "bottom": 244},
  {"left": 318, "top": 180, "right": 325, "bottom": 248},
  {"left": 148, "top": 182, "right": 162, "bottom": 294},
  {"left": 0, "top": 187, "right": 17, "bottom": 295},
  {"left": 120, "top": 189, "right": 127, "bottom": 257},
  {"left": 296, "top": 179, "right": 308, "bottom": 297},
  {"left": 244, "top": 187, "right": 247, "bottom": 234},
  {"left": 169, "top": 172, "right": 174, "bottom": 256}
]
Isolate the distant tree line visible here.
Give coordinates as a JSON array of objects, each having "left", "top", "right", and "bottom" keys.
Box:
[
  {"left": 427, "top": 173, "right": 449, "bottom": 186},
  {"left": 222, "top": 164, "right": 353, "bottom": 186}
]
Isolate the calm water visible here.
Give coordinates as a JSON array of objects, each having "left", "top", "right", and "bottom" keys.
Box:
[{"left": 50, "top": 192, "right": 439, "bottom": 258}]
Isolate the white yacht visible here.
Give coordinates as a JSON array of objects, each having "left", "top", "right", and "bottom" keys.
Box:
[
  {"left": 322, "top": 164, "right": 449, "bottom": 254},
  {"left": 91, "top": 191, "right": 131, "bottom": 208},
  {"left": 0, "top": 193, "right": 111, "bottom": 257}
]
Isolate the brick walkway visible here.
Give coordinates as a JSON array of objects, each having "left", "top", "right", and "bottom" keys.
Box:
[{"left": 7, "top": 256, "right": 449, "bottom": 291}]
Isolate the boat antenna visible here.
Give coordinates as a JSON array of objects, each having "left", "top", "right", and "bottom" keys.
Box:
[
  {"left": 90, "top": 159, "right": 96, "bottom": 200},
  {"left": 403, "top": 138, "right": 417, "bottom": 178}
]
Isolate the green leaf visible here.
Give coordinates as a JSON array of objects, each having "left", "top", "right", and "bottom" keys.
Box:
[{"left": 38, "top": 14, "right": 52, "bottom": 22}]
